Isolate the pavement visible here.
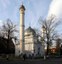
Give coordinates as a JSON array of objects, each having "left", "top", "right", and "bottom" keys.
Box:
[{"left": 0, "top": 58, "right": 62, "bottom": 64}]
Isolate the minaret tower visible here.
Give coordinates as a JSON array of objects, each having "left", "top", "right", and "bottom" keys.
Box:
[
  {"left": 42, "top": 25, "right": 46, "bottom": 38},
  {"left": 19, "top": 4, "right": 25, "bottom": 53}
]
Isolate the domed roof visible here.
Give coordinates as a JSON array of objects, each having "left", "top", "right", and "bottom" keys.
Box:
[
  {"left": 25, "top": 27, "right": 36, "bottom": 33},
  {"left": 20, "top": 4, "right": 25, "bottom": 10}
]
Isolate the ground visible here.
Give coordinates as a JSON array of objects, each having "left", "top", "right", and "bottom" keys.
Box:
[{"left": 0, "top": 58, "right": 62, "bottom": 64}]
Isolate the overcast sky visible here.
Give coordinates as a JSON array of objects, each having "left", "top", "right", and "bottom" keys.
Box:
[{"left": 0, "top": 0, "right": 62, "bottom": 33}]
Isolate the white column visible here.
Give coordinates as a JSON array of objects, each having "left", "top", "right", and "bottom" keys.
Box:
[{"left": 20, "top": 7, "right": 25, "bottom": 54}]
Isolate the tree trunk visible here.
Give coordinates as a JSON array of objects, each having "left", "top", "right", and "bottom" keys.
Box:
[{"left": 46, "top": 41, "right": 49, "bottom": 55}]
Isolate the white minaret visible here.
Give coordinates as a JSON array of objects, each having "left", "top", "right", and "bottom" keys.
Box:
[
  {"left": 19, "top": 4, "right": 25, "bottom": 54},
  {"left": 41, "top": 25, "right": 46, "bottom": 38}
]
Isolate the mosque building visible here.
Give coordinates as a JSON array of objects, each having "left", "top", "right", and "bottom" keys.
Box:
[
  {"left": 15, "top": 4, "right": 45, "bottom": 57},
  {"left": 15, "top": 4, "right": 62, "bottom": 57}
]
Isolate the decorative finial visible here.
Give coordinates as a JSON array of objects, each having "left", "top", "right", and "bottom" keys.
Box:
[
  {"left": 29, "top": 22, "right": 31, "bottom": 27},
  {"left": 19, "top": 4, "right": 25, "bottom": 10}
]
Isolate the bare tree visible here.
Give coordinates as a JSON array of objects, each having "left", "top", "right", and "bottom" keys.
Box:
[
  {"left": 1, "top": 19, "right": 18, "bottom": 59},
  {"left": 56, "top": 38, "right": 62, "bottom": 55},
  {"left": 2, "top": 19, "right": 18, "bottom": 39},
  {"left": 39, "top": 15, "right": 62, "bottom": 55}
]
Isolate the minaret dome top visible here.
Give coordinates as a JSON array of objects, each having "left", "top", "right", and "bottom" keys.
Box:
[{"left": 20, "top": 4, "right": 25, "bottom": 10}]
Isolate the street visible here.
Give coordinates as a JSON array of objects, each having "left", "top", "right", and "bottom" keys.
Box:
[{"left": 0, "top": 58, "right": 62, "bottom": 64}]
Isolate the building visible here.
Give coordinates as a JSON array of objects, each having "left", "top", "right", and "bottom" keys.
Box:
[
  {"left": 15, "top": 4, "right": 44, "bottom": 57},
  {"left": 19, "top": 4, "right": 25, "bottom": 54},
  {"left": 15, "top": 26, "right": 44, "bottom": 56},
  {"left": 24, "top": 27, "right": 44, "bottom": 57},
  {"left": 15, "top": 44, "right": 20, "bottom": 56}
]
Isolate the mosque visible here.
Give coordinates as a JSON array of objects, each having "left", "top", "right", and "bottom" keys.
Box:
[
  {"left": 15, "top": 4, "right": 62, "bottom": 57},
  {"left": 15, "top": 4, "right": 45, "bottom": 57}
]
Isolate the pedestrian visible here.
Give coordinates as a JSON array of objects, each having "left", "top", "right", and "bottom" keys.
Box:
[
  {"left": 44, "top": 55, "right": 46, "bottom": 60},
  {"left": 23, "top": 54, "right": 26, "bottom": 60}
]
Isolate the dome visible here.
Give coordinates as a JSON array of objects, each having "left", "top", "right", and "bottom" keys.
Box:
[
  {"left": 20, "top": 4, "right": 25, "bottom": 10},
  {"left": 25, "top": 27, "right": 36, "bottom": 34}
]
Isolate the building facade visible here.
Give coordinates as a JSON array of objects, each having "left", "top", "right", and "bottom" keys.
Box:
[
  {"left": 15, "top": 27, "right": 44, "bottom": 57},
  {"left": 24, "top": 27, "right": 44, "bottom": 57},
  {"left": 15, "top": 5, "right": 44, "bottom": 57}
]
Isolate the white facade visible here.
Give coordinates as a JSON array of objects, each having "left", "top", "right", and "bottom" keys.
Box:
[
  {"left": 24, "top": 27, "right": 44, "bottom": 57},
  {"left": 15, "top": 27, "right": 44, "bottom": 57},
  {"left": 15, "top": 43, "right": 20, "bottom": 56}
]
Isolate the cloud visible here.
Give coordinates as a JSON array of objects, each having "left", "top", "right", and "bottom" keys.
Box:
[
  {"left": 47, "top": 0, "right": 62, "bottom": 18},
  {"left": 47, "top": 0, "right": 62, "bottom": 34}
]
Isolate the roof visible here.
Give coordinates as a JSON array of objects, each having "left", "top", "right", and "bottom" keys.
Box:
[
  {"left": 25, "top": 26, "right": 36, "bottom": 34},
  {"left": 20, "top": 4, "right": 25, "bottom": 10},
  {"left": 42, "top": 25, "right": 45, "bottom": 29}
]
